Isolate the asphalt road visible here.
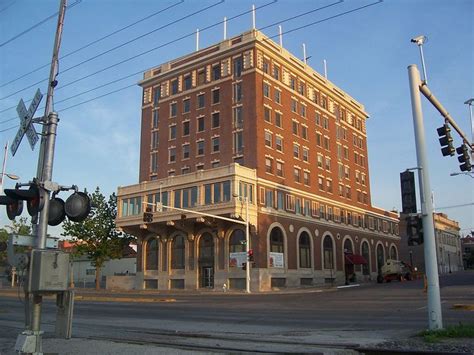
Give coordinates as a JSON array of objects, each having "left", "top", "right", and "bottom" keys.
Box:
[{"left": 0, "top": 270, "right": 473, "bottom": 353}]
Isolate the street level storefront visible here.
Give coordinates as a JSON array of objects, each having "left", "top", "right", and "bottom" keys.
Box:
[{"left": 116, "top": 165, "right": 400, "bottom": 291}]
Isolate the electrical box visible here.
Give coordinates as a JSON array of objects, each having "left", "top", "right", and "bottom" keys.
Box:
[{"left": 28, "top": 250, "right": 69, "bottom": 293}]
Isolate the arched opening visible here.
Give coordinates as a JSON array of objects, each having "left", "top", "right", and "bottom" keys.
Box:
[
  {"left": 323, "top": 235, "right": 334, "bottom": 270},
  {"left": 145, "top": 238, "right": 159, "bottom": 271},
  {"left": 390, "top": 245, "right": 398, "bottom": 260},
  {"left": 376, "top": 244, "right": 385, "bottom": 274},
  {"left": 269, "top": 227, "right": 284, "bottom": 268},
  {"left": 198, "top": 233, "right": 214, "bottom": 288},
  {"left": 299, "top": 232, "right": 311, "bottom": 268},
  {"left": 343, "top": 238, "right": 354, "bottom": 284},
  {"left": 229, "top": 229, "right": 245, "bottom": 269},
  {"left": 361, "top": 241, "right": 370, "bottom": 275},
  {"left": 171, "top": 234, "right": 185, "bottom": 270}
]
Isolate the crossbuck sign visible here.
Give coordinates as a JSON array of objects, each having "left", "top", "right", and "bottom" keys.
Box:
[{"left": 11, "top": 88, "right": 43, "bottom": 156}]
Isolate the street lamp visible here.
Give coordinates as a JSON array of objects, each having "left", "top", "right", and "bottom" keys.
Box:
[
  {"left": 450, "top": 172, "right": 474, "bottom": 179},
  {"left": 0, "top": 142, "right": 20, "bottom": 195},
  {"left": 411, "top": 35, "right": 429, "bottom": 84}
]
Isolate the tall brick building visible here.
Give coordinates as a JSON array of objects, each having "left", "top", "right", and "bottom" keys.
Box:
[{"left": 116, "top": 29, "right": 399, "bottom": 291}]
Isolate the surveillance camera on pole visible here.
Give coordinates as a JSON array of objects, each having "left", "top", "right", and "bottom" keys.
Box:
[{"left": 411, "top": 35, "right": 429, "bottom": 84}]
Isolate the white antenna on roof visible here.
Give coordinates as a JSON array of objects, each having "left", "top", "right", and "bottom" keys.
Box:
[
  {"left": 252, "top": 5, "right": 256, "bottom": 29},
  {"left": 196, "top": 28, "right": 199, "bottom": 51},
  {"left": 323, "top": 59, "right": 328, "bottom": 79},
  {"left": 278, "top": 25, "right": 283, "bottom": 47},
  {"left": 224, "top": 17, "right": 227, "bottom": 40},
  {"left": 303, "top": 43, "right": 307, "bottom": 64}
]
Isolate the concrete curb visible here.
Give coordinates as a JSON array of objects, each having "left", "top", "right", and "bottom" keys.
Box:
[{"left": 74, "top": 295, "right": 176, "bottom": 303}]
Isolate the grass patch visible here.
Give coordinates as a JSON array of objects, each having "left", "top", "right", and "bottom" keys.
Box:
[{"left": 420, "top": 323, "right": 474, "bottom": 343}]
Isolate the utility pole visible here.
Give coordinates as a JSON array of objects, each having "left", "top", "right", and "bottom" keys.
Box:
[
  {"left": 407, "top": 64, "right": 443, "bottom": 330},
  {"left": 24, "top": 0, "right": 68, "bottom": 353}
]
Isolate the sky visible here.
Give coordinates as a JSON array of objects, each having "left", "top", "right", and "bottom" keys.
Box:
[{"left": 0, "top": 0, "right": 472, "bottom": 237}]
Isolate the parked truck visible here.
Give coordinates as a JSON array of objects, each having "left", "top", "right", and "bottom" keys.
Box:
[{"left": 377, "top": 259, "right": 413, "bottom": 283}]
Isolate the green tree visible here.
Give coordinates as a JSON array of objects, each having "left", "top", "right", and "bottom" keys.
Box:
[{"left": 61, "top": 187, "right": 134, "bottom": 289}]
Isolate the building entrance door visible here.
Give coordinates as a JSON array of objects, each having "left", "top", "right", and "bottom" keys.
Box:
[
  {"left": 198, "top": 232, "right": 215, "bottom": 289},
  {"left": 201, "top": 266, "right": 214, "bottom": 288}
]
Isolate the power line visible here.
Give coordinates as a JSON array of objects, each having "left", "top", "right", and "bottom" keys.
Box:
[
  {"left": 0, "top": 0, "right": 224, "bottom": 101},
  {"left": 0, "top": 0, "right": 82, "bottom": 48},
  {"left": 1, "top": 0, "right": 373, "bottom": 126},
  {"left": 0, "top": 1, "right": 17, "bottom": 14},
  {"left": 0, "top": 0, "right": 184, "bottom": 89}
]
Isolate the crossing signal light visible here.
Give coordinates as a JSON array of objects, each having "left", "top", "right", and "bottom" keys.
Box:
[
  {"left": 4, "top": 185, "right": 44, "bottom": 217},
  {"left": 48, "top": 197, "right": 66, "bottom": 226},
  {"left": 406, "top": 214, "right": 423, "bottom": 246},
  {"left": 0, "top": 195, "right": 23, "bottom": 220},
  {"left": 437, "top": 124, "right": 455, "bottom": 157},
  {"left": 456, "top": 144, "right": 472, "bottom": 172},
  {"left": 65, "top": 192, "right": 91, "bottom": 222}
]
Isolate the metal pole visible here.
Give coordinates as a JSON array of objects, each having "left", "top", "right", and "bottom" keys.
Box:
[
  {"left": 418, "top": 45, "right": 428, "bottom": 85},
  {"left": 196, "top": 29, "right": 199, "bottom": 52},
  {"left": 245, "top": 197, "right": 250, "bottom": 293},
  {"left": 0, "top": 142, "right": 8, "bottom": 195},
  {"left": 252, "top": 4, "right": 256, "bottom": 29},
  {"left": 408, "top": 64, "right": 443, "bottom": 330},
  {"left": 278, "top": 25, "right": 282, "bottom": 47},
  {"left": 465, "top": 99, "right": 474, "bottom": 161},
  {"left": 223, "top": 17, "right": 227, "bottom": 40}
]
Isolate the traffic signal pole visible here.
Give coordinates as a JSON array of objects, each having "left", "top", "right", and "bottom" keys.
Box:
[{"left": 407, "top": 64, "right": 443, "bottom": 330}]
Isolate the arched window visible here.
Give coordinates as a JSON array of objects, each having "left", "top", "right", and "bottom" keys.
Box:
[
  {"left": 323, "top": 235, "right": 334, "bottom": 269},
  {"left": 390, "top": 245, "right": 398, "bottom": 260},
  {"left": 145, "top": 238, "right": 159, "bottom": 271},
  {"left": 229, "top": 229, "right": 245, "bottom": 253},
  {"left": 361, "top": 241, "right": 370, "bottom": 275},
  {"left": 343, "top": 238, "right": 353, "bottom": 253},
  {"left": 199, "top": 233, "right": 214, "bottom": 263},
  {"left": 270, "top": 227, "right": 284, "bottom": 253},
  {"left": 299, "top": 232, "right": 311, "bottom": 268},
  {"left": 171, "top": 235, "right": 185, "bottom": 269},
  {"left": 376, "top": 244, "right": 385, "bottom": 272}
]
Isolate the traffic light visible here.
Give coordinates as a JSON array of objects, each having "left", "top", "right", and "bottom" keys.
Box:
[
  {"left": 437, "top": 123, "right": 455, "bottom": 157},
  {"left": 406, "top": 214, "right": 423, "bottom": 246},
  {"left": 143, "top": 207, "right": 153, "bottom": 223},
  {"left": 0, "top": 195, "right": 23, "bottom": 220},
  {"left": 456, "top": 144, "right": 472, "bottom": 172},
  {"left": 48, "top": 197, "right": 66, "bottom": 226},
  {"left": 4, "top": 185, "right": 44, "bottom": 217},
  {"left": 242, "top": 262, "right": 247, "bottom": 270},
  {"left": 248, "top": 249, "right": 254, "bottom": 262},
  {"left": 64, "top": 192, "right": 91, "bottom": 222},
  {"left": 400, "top": 170, "right": 417, "bottom": 214}
]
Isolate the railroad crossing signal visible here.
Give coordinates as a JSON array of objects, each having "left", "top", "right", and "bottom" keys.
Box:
[{"left": 11, "top": 88, "right": 42, "bottom": 156}]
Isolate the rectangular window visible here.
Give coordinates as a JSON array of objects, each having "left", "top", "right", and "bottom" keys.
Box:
[
  {"left": 291, "top": 99, "right": 297, "bottom": 113},
  {"left": 197, "top": 117, "right": 205, "bottom": 132},
  {"left": 174, "top": 190, "right": 181, "bottom": 208},
  {"left": 152, "top": 110, "right": 159, "bottom": 128},
  {"left": 275, "top": 136, "right": 283, "bottom": 152},
  {"left": 263, "top": 83, "right": 270, "bottom": 98},
  {"left": 212, "top": 137, "right": 220, "bottom": 152},
  {"left": 295, "top": 198, "right": 301, "bottom": 214},
  {"left": 324, "top": 136, "right": 330, "bottom": 150},
  {"left": 317, "top": 154, "right": 323, "bottom": 168},
  {"left": 169, "top": 148, "right": 176, "bottom": 163},
  {"left": 316, "top": 132, "right": 322, "bottom": 147},
  {"left": 263, "top": 60, "right": 270, "bottom": 74},
  {"left": 184, "top": 75, "right": 192, "bottom": 90},
  {"left": 286, "top": 194, "right": 295, "bottom": 211},
  {"left": 274, "top": 90, "right": 281, "bottom": 104},
  {"left": 293, "top": 144, "right": 300, "bottom": 159},
  {"left": 326, "top": 179, "right": 333, "bottom": 193},
  {"left": 182, "top": 121, "right": 190, "bottom": 136},
  {"left": 264, "top": 107, "right": 271, "bottom": 123},
  {"left": 169, "top": 125, "right": 176, "bottom": 140},
  {"left": 265, "top": 190, "right": 274, "bottom": 208},
  {"left": 290, "top": 77, "right": 296, "bottom": 90},
  {"left": 302, "top": 148, "right": 309, "bottom": 162},
  {"left": 197, "top": 140, "right": 204, "bottom": 156},
  {"left": 170, "top": 102, "right": 177, "bottom": 117},
  {"left": 182, "top": 144, "right": 190, "bottom": 159},
  {"left": 300, "top": 105, "right": 306, "bottom": 118},
  {"left": 151, "top": 153, "right": 158, "bottom": 173},
  {"left": 275, "top": 112, "right": 282, "bottom": 127},
  {"left": 197, "top": 94, "right": 205, "bottom": 109},
  {"left": 265, "top": 131, "right": 272, "bottom": 148},
  {"left": 212, "top": 89, "right": 220, "bottom": 104},
  {"left": 212, "top": 112, "right": 220, "bottom": 128},
  {"left": 213, "top": 183, "right": 221, "bottom": 203},
  {"left": 294, "top": 168, "right": 301, "bottom": 183},
  {"left": 234, "top": 83, "right": 242, "bottom": 102},
  {"left": 233, "top": 131, "right": 243, "bottom": 155},
  {"left": 233, "top": 56, "right": 242, "bottom": 77},
  {"left": 265, "top": 158, "right": 273, "bottom": 174},
  {"left": 276, "top": 161, "right": 283, "bottom": 177},
  {"left": 205, "top": 184, "right": 212, "bottom": 205},
  {"left": 303, "top": 171, "right": 310, "bottom": 185},
  {"left": 318, "top": 176, "right": 324, "bottom": 190},
  {"left": 151, "top": 131, "right": 159, "bottom": 150},
  {"left": 233, "top": 106, "right": 243, "bottom": 129},
  {"left": 212, "top": 64, "right": 221, "bottom": 80},
  {"left": 301, "top": 126, "right": 308, "bottom": 140},
  {"left": 171, "top": 79, "right": 178, "bottom": 95},
  {"left": 198, "top": 69, "right": 206, "bottom": 85},
  {"left": 183, "top": 99, "right": 190, "bottom": 113},
  {"left": 292, "top": 121, "right": 299, "bottom": 135},
  {"left": 277, "top": 191, "right": 284, "bottom": 210},
  {"left": 153, "top": 87, "right": 161, "bottom": 105},
  {"left": 273, "top": 66, "right": 280, "bottom": 80},
  {"left": 325, "top": 157, "right": 331, "bottom": 171}
]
